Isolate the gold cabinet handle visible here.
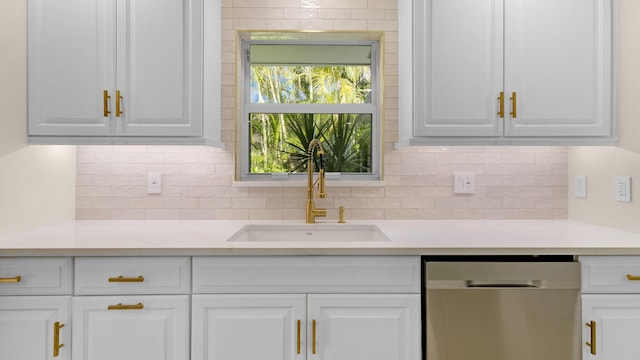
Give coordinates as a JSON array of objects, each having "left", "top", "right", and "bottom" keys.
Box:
[
  {"left": 108, "top": 275, "right": 144, "bottom": 283},
  {"left": 103, "top": 90, "right": 111, "bottom": 117},
  {"left": 312, "top": 319, "right": 317, "bottom": 355},
  {"left": 296, "top": 319, "right": 301, "bottom": 354},
  {"left": 0, "top": 276, "right": 21, "bottom": 283},
  {"left": 115, "top": 90, "right": 123, "bottom": 117},
  {"left": 510, "top": 91, "right": 517, "bottom": 118},
  {"left": 53, "top": 322, "right": 64, "bottom": 357},
  {"left": 107, "top": 302, "right": 144, "bottom": 310},
  {"left": 626, "top": 274, "right": 640, "bottom": 281},
  {"left": 497, "top": 91, "right": 505, "bottom": 118},
  {"left": 585, "top": 320, "right": 596, "bottom": 355}
]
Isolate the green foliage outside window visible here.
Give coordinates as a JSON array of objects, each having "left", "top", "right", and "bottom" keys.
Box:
[{"left": 249, "top": 64, "right": 373, "bottom": 174}]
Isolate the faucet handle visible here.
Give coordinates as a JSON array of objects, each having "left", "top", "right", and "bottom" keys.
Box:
[{"left": 318, "top": 169, "right": 326, "bottom": 198}]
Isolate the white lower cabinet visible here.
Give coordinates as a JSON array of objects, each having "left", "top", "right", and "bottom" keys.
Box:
[
  {"left": 72, "top": 295, "right": 190, "bottom": 360},
  {"left": 308, "top": 294, "right": 420, "bottom": 360},
  {"left": 0, "top": 296, "right": 70, "bottom": 360},
  {"left": 191, "top": 256, "right": 421, "bottom": 360},
  {"left": 0, "top": 257, "right": 73, "bottom": 360},
  {"left": 192, "top": 293, "right": 420, "bottom": 360},
  {"left": 581, "top": 256, "right": 640, "bottom": 359},
  {"left": 71, "top": 257, "right": 191, "bottom": 360},
  {"left": 1, "top": 256, "right": 420, "bottom": 360},
  {"left": 582, "top": 295, "right": 640, "bottom": 360},
  {"left": 192, "top": 294, "right": 306, "bottom": 360}
]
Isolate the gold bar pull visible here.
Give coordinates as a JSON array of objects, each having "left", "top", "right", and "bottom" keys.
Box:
[
  {"left": 115, "top": 90, "right": 123, "bottom": 117},
  {"left": 296, "top": 319, "right": 301, "bottom": 354},
  {"left": 497, "top": 91, "right": 505, "bottom": 118},
  {"left": 103, "top": 90, "right": 111, "bottom": 117},
  {"left": 108, "top": 275, "right": 144, "bottom": 283},
  {"left": 312, "top": 319, "right": 317, "bottom": 355},
  {"left": 585, "top": 320, "right": 596, "bottom": 355},
  {"left": 107, "top": 302, "right": 144, "bottom": 310},
  {"left": 510, "top": 91, "right": 517, "bottom": 118},
  {"left": 0, "top": 276, "right": 21, "bottom": 283},
  {"left": 53, "top": 321, "right": 64, "bottom": 357},
  {"left": 626, "top": 274, "right": 640, "bottom": 281}
]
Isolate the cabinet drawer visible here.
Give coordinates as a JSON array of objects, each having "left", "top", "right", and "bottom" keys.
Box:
[
  {"left": 193, "top": 256, "right": 421, "bottom": 294},
  {"left": 581, "top": 256, "right": 640, "bottom": 293},
  {"left": 75, "top": 257, "right": 190, "bottom": 295},
  {"left": 0, "top": 257, "right": 72, "bottom": 295}
]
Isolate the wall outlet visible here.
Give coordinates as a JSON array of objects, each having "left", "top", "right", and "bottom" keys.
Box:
[
  {"left": 615, "top": 176, "right": 631, "bottom": 202},
  {"left": 454, "top": 172, "right": 475, "bottom": 194},
  {"left": 575, "top": 175, "right": 587, "bottom": 198},
  {"left": 147, "top": 172, "right": 162, "bottom": 194}
]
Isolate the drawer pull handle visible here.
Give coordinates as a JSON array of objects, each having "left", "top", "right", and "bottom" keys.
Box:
[
  {"left": 497, "top": 91, "right": 505, "bottom": 118},
  {"left": 626, "top": 274, "right": 640, "bottom": 281},
  {"left": 510, "top": 91, "right": 517, "bottom": 118},
  {"left": 53, "top": 322, "right": 64, "bottom": 357},
  {"left": 312, "top": 319, "right": 317, "bottom": 354},
  {"left": 585, "top": 320, "right": 596, "bottom": 355},
  {"left": 103, "top": 90, "right": 111, "bottom": 117},
  {"left": 108, "top": 275, "right": 144, "bottom": 283},
  {"left": 296, "top": 319, "right": 301, "bottom": 354},
  {"left": 0, "top": 276, "right": 21, "bottom": 283},
  {"left": 107, "top": 302, "right": 144, "bottom": 310},
  {"left": 115, "top": 90, "right": 124, "bottom": 117}
]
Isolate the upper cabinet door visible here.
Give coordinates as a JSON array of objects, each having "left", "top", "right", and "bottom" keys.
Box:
[
  {"left": 399, "top": 0, "right": 615, "bottom": 145},
  {"left": 504, "top": 0, "right": 613, "bottom": 137},
  {"left": 28, "top": 0, "right": 114, "bottom": 136},
  {"left": 116, "top": 0, "right": 203, "bottom": 137},
  {"left": 413, "top": 0, "right": 504, "bottom": 137}
]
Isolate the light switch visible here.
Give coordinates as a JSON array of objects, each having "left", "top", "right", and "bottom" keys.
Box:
[
  {"left": 147, "top": 172, "right": 162, "bottom": 194},
  {"left": 454, "top": 172, "right": 475, "bottom": 194}
]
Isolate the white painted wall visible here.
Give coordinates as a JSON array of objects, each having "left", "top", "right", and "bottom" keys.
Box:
[
  {"left": 568, "top": 0, "right": 640, "bottom": 233},
  {"left": 0, "top": 0, "right": 76, "bottom": 235}
]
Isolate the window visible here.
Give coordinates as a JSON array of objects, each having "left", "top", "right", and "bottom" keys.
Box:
[{"left": 238, "top": 33, "right": 382, "bottom": 182}]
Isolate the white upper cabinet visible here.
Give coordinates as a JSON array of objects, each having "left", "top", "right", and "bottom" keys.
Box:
[
  {"left": 27, "top": 0, "right": 223, "bottom": 146},
  {"left": 398, "top": 0, "right": 614, "bottom": 145}
]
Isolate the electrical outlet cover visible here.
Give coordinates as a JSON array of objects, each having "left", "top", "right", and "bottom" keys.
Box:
[
  {"left": 615, "top": 176, "right": 631, "bottom": 202},
  {"left": 575, "top": 175, "right": 587, "bottom": 198}
]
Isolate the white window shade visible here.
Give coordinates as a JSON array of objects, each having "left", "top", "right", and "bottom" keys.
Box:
[{"left": 250, "top": 44, "right": 371, "bottom": 65}]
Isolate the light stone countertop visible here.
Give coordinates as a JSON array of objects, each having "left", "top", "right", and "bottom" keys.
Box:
[{"left": 1, "top": 219, "right": 640, "bottom": 256}]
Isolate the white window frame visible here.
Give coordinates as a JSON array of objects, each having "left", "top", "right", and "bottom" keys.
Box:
[{"left": 237, "top": 33, "right": 383, "bottom": 182}]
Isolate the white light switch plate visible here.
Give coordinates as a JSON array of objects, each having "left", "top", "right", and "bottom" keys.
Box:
[
  {"left": 147, "top": 172, "right": 162, "bottom": 194},
  {"left": 454, "top": 172, "right": 475, "bottom": 194}
]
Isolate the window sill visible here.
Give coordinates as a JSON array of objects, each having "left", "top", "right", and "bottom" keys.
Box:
[{"left": 232, "top": 180, "right": 385, "bottom": 188}]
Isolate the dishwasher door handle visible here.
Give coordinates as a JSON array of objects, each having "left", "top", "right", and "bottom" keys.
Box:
[{"left": 466, "top": 280, "right": 544, "bottom": 288}]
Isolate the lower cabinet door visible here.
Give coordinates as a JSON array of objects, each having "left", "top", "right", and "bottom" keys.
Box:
[
  {"left": 72, "top": 295, "right": 189, "bottom": 360},
  {"left": 307, "top": 294, "right": 421, "bottom": 360},
  {"left": 192, "top": 294, "right": 306, "bottom": 360},
  {"left": 582, "top": 295, "right": 640, "bottom": 360},
  {"left": 0, "top": 296, "right": 70, "bottom": 360}
]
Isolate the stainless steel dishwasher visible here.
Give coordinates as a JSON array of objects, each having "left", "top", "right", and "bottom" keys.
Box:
[{"left": 424, "top": 257, "right": 581, "bottom": 360}]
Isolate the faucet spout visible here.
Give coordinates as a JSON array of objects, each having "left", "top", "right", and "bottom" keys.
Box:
[{"left": 306, "top": 139, "right": 327, "bottom": 224}]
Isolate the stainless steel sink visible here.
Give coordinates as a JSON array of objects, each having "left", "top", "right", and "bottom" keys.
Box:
[{"left": 227, "top": 224, "right": 390, "bottom": 242}]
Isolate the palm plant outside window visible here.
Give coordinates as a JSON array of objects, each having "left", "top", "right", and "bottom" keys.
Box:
[{"left": 239, "top": 39, "right": 381, "bottom": 181}]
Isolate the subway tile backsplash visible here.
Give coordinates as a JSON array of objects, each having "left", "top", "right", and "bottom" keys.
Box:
[
  {"left": 75, "top": 0, "right": 568, "bottom": 221},
  {"left": 76, "top": 145, "right": 568, "bottom": 221}
]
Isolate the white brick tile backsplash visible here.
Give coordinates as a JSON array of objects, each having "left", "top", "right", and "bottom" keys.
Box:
[{"left": 74, "top": 0, "right": 568, "bottom": 221}]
